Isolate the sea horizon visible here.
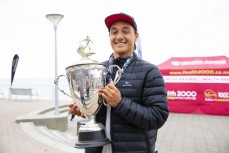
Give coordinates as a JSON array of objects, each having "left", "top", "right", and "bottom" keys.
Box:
[{"left": 0, "top": 78, "right": 71, "bottom": 101}]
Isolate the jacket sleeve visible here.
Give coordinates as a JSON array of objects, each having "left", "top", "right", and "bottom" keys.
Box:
[{"left": 115, "top": 65, "right": 169, "bottom": 130}]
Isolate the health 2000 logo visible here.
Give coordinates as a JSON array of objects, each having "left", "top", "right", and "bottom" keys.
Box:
[{"left": 167, "top": 90, "right": 197, "bottom": 100}]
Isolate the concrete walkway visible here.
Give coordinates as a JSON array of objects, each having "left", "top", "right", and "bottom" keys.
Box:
[
  {"left": 0, "top": 99, "right": 67, "bottom": 153},
  {"left": 157, "top": 112, "right": 229, "bottom": 153},
  {"left": 0, "top": 99, "right": 229, "bottom": 153}
]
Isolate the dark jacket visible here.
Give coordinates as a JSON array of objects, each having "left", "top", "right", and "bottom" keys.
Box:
[{"left": 87, "top": 53, "right": 169, "bottom": 153}]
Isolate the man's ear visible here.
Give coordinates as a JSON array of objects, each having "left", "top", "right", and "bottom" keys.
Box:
[{"left": 135, "top": 31, "right": 139, "bottom": 42}]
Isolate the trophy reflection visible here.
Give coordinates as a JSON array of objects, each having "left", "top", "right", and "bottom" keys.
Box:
[{"left": 55, "top": 36, "right": 110, "bottom": 148}]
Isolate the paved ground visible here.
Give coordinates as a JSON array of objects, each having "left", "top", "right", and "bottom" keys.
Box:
[
  {"left": 157, "top": 112, "right": 229, "bottom": 153},
  {"left": 0, "top": 99, "right": 229, "bottom": 153},
  {"left": 0, "top": 99, "right": 66, "bottom": 153}
]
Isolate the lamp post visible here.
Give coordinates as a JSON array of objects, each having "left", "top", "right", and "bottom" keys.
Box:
[{"left": 46, "top": 14, "right": 64, "bottom": 115}]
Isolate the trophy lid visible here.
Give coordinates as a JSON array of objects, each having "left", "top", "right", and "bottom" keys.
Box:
[{"left": 65, "top": 36, "right": 103, "bottom": 69}]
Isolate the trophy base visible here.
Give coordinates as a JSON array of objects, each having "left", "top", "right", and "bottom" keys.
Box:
[
  {"left": 75, "top": 139, "right": 110, "bottom": 148},
  {"left": 75, "top": 130, "right": 110, "bottom": 148}
]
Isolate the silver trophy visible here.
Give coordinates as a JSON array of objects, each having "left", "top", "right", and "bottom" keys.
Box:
[{"left": 55, "top": 36, "right": 110, "bottom": 148}]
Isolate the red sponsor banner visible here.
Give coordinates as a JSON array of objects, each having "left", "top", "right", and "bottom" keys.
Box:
[
  {"left": 165, "top": 82, "right": 229, "bottom": 115},
  {"left": 158, "top": 56, "right": 229, "bottom": 116}
]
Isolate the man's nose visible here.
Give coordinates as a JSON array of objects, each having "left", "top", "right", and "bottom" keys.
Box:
[{"left": 116, "top": 32, "right": 124, "bottom": 40}]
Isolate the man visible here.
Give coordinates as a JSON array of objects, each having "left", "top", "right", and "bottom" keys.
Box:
[{"left": 69, "top": 12, "right": 169, "bottom": 153}]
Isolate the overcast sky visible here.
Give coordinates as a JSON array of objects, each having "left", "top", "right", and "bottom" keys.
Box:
[{"left": 0, "top": 0, "right": 229, "bottom": 79}]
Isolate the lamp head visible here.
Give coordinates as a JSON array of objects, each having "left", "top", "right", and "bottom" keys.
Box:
[{"left": 46, "top": 14, "right": 64, "bottom": 26}]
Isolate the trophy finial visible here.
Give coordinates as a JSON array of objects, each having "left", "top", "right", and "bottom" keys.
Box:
[{"left": 77, "top": 36, "right": 95, "bottom": 59}]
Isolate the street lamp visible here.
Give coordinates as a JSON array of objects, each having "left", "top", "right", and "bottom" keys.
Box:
[{"left": 46, "top": 14, "right": 64, "bottom": 115}]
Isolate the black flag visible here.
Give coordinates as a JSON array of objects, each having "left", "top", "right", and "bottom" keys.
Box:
[{"left": 11, "top": 54, "right": 19, "bottom": 86}]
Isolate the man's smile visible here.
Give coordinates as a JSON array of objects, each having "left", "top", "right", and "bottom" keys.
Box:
[{"left": 115, "top": 42, "right": 126, "bottom": 44}]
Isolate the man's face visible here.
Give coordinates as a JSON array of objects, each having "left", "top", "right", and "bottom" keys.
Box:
[{"left": 109, "top": 21, "right": 138, "bottom": 58}]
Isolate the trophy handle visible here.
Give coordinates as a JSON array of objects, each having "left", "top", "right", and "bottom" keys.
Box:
[
  {"left": 108, "top": 65, "right": 123, "bottom": 85},
  {"left": 54, "top": 74, "right": 72, "bottom": 98},
  {"left": 101, "top": 65, "right": 123, "bottom": 107},
  {"left": 101, "top": 98, "right": 109, "bottom": 107}
]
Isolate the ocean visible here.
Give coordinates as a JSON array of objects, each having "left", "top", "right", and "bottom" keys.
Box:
[{"left": 0, "top": 78, "right": 72, "bottom": 101}]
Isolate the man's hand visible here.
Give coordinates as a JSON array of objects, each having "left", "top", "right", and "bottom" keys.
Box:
[
  {"left": 100, "top": 82, "right": 122, "bottom": 108},
  {"left": 68, "top": 103, "right": 84, "bottom": 117}
]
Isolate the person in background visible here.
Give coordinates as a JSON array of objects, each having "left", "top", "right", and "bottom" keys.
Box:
[
  {"left": 69, "top": 12, "right": 169, "bottom": 153},
  {"left": 85, "top": 75, "right": 90, "bottom": 98}
]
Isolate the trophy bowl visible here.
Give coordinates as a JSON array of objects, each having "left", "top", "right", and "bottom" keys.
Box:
[
  {"left": 66, "top": 62, "right": 110, "bottom": 148},
  {"left": 55, "top": 36, "right": 110, "bottom": 148}
]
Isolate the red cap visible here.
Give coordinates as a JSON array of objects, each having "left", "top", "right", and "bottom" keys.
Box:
[{"left": 105, "top": 13, "right": 137, "bottom": 31}]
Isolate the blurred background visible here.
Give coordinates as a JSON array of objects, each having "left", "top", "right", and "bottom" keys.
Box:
[{"left": 0, "top": 0, "right": 228, "bottom": 100}]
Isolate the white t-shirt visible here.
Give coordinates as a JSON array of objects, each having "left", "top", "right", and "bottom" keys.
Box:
[{"left": 102, "top": 106, "right": 112, "bottom": 153}]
